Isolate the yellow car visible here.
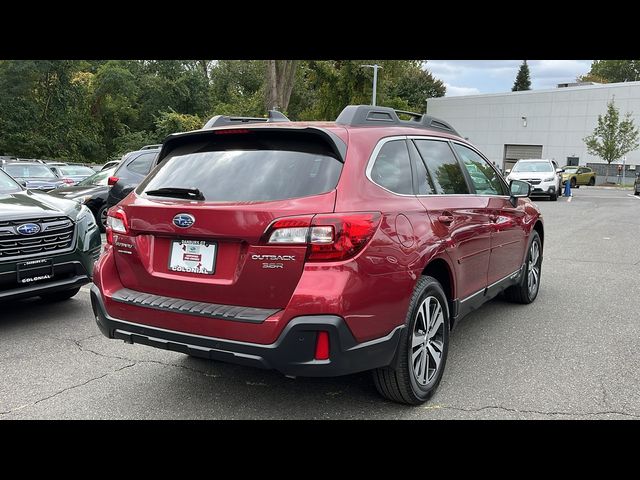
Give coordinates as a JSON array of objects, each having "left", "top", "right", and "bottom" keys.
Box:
[{"left": 561, "top": 166, "right": 596, "bottom": 188}]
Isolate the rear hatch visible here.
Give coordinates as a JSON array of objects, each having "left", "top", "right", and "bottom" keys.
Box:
[{"left": 110, "top": 128, "right": 345, "bottom": 310}]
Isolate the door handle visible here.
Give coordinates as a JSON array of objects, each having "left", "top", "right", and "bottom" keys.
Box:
[{"left": 437, "top": 215, "right": 455, "bottom": 225}]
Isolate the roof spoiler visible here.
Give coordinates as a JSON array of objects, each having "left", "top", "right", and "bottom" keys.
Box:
[
  {"left": 335, "top": 105, "right": 459, "bottom": 136},
  {"left": 203, "top": 110, "right": 290, "bottom": 129}
]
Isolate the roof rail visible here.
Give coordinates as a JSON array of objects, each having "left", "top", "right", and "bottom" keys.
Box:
[
  {"left": 335, "top": 105, "right": 460, "bottom": 136},
  {"left": 140, "top": 144, "right": 162, "bottom": 150},
  {"left": 203, "top": 110, "right": 290, "bottom": 129}
]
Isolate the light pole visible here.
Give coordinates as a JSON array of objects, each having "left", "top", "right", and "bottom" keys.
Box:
[{"left": 361, "top": 64, "right": 382, "bottom": 106}]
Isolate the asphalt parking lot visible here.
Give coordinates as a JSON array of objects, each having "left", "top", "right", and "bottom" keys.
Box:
[{"left": 1, "top": 186, "right": 639, "bottom": 419}]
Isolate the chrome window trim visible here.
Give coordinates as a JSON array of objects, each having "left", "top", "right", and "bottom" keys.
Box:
[{"left": 364, "top": 135, "right": 416, "bottom": 197}]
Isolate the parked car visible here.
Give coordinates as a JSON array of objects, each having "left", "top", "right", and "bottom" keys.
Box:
[
  {"left": 48, "top": 164, "right": 97, "bottom": 185},
  {"left": 634, "top": 171, "right": 640, "bottom": 195},
  {"left": 48, "top": 167, "right": 116, "bottom": 232},
  {"left": 505, "top": 159, "right": 562, "bottom": 201},
  {"left": 91, "top": 105, "right": 544, "bottom": 405},
  {"left": 560, "top": 166, "right": 596, "bottom": 188},
  {"left": 1, "top": 161, "right": 69, "bottom": 191},
  {"left": 100, "top": 160, "right": 120, "bottom": 171},
  {"left": 105, "top": 146, "right": 160, "bottom": 209},
  {"left": 0, "top": 168, "right": 102, "bottom": 303}
]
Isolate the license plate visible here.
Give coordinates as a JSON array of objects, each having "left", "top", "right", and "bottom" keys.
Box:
[
  {"left": 168, "top": 240, "right": 216, "bottom": 275},
  {"left": 17, "top": 258, "right": 54, "bottom": 284}
]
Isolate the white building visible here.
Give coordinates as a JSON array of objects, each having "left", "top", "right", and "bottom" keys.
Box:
[{"left": 426, "top": 81, "right": 640, "bottom": 173}]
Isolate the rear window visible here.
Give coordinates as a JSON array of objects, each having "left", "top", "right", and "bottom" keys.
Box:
[
  {"left": 138, "top": 132, "right": 343, "bottom": 202},
  {"left": 59, "top": 165, "right": 95, "bottom": 176},
  {"left": 5, "top": 164, "right": 57, "bottom": 178}
]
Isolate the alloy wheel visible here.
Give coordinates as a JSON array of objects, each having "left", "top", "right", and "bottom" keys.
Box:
[
  {"left": 411, "top": 296, "right": 445, "bottom": 386},
  {"left": 527, "top": 240, "right": 540, "bottom": 296}
]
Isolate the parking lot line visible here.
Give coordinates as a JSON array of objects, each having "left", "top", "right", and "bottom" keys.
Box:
[{"left": 627, "top": 194, "right": 640, "bottom": 200}]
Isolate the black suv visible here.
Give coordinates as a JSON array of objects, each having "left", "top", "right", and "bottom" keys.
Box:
[
  {"left": 106, "top": 146, "right": 160, "bottom": 209},
  {"left": 0, "top": 168, "right": 102, "bottom": 302}
]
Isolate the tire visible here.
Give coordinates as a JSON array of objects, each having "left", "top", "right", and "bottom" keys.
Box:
[
  {"left": 97, "top": 205, "right": 108, "bottom": 233},
  {"left": 40, "top": 287, "right": 81, "bottom": 302},
  {"left": 635, "top": 189, "right": 640, "bottom": 196},
  {"left": 588, "top": 177, "right": 595, "bottom": 186},
  {"left": 550, "top": 190, "right": 558, "bottom": 201},
  {"left": 570, "top": 177, "right": 577, "bottom": 188},
  {"left": 373, "top": 276, "right": 450, "bottom": 405},
  {"left": 504, "top": 231, "right": 542, "bottom": 304}
]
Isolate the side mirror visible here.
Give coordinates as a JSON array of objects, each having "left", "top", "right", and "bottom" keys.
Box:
[
  {"left": 556, "top": 168, "right": 563, "bottom": 173},
  {"left": 505, "top": 169, "right": 511, "bottom": 174},
  {"left": 509, "top": 179, "right": 530, "bottom": 206},
  {"left": 19, "top": 180, "right": 27, "bottom": 187}
]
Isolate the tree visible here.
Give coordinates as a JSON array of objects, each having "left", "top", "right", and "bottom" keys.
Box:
[
  {"left": 390, "top": 61, "right": 446, "bottom": 112},
  {"left": 584, "top": 98, "right": 639, "bottom": 182},
  {"left": 586, "top": 60, "right": 640, "bottom": 83},
  {"left": 265, "top": 60, "right": 298, "bottom": 112},
  {"left": 512, "top": 61, "right": 531, "bottom": 91}
]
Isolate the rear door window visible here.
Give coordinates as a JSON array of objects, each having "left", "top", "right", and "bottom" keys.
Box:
[
  {"left": 139, "top": 131, "right": 343, "bottom": 202},
  {"left": 369, "top": 139, "right": 414, "bottom": 195},
  {"left": 127, "top": 153, "right": 157, "bottom": 175},
  {"left": 413, "top": 139, "right": 469, "bottom": 194}
]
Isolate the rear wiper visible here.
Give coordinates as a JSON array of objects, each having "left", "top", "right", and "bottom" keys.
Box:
[{"left": 145, "top": 187, "right": 205, "bottom": 200}]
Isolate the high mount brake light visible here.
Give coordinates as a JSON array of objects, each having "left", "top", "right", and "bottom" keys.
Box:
[
  {"left": 263, "top": 212, "right": 381, "bottom": 262},
  {"left": 214, "top": 129, "right": 251, "bottom": 135}
]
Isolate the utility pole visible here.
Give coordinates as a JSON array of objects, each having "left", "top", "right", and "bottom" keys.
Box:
[{"left": 361, "top": 64, "right": 383, "bottom": 106}]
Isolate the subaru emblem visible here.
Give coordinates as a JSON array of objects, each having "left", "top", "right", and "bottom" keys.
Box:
[
  {"left": 17, "top": 223, "right": 41, "bottom": 235},
  {"left": 173, "top": 214, "right": 195, "bottom": 228}
]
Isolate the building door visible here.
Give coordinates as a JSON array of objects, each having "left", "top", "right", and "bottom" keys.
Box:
[{"left": 503, "top": 144, "right": 543, "bottom": 172}]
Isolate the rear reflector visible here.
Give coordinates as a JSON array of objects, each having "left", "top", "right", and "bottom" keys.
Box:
[{"left": 315, "top": 331, "right": 330, "bottom": 360}]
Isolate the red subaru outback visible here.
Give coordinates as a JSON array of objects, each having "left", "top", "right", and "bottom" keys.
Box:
[{"left": 91, "top": 105, "right": 543, "bottom": 404}]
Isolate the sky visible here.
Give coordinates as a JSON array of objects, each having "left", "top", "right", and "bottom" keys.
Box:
[{"left": 427, "top": 60, "right": 593, "bottom": 96}]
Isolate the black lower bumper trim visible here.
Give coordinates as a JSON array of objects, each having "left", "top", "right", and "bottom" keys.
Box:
[
  {"left": 91, "top": 285, "right": 404, "bottom": 377},
  {"left": 0, "top": 260, "right": 90, "bottom": 302}
]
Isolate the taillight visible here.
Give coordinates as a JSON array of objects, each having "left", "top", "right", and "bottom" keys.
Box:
[
  {"left": 262, "top": 212, "right": 381, "bottom": 262},
  {"left": 309, "top": 213, "right": 381, "bottom": 261},
  {"left": 105, "top": 207, "right": 129, "bottom": 245},
  {"left": 63, "top": 178, "right": 75, "bottom": 185},
  {"left": 108, "top": 176, "right": 119, "bottom": 186}
]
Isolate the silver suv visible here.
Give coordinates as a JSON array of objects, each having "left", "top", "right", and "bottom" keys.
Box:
[{"left": 505, "top": 159, "right": 563, "bottom": 201}]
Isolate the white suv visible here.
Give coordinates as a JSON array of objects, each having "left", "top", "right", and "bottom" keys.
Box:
[{"left": 505, "top": 159, "right": 563, "bottom": 201}]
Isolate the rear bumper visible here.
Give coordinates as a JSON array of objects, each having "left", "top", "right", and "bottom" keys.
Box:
[{"left": 90, "top": 284, "right": 404, "bottom": 377}]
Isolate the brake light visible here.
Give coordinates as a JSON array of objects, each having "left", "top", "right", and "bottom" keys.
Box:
[
  {"left": 63, "top": 178, "right": 75, "bottom": 185},
  {"left": 105, "top": 207, "right": 129, "bottom": 245},
  {"left": 214, "top": 129, "right": 250, "bottom": 135},
  {"left": 309, "top": 213, "right": 381, "bottom": 261},
  {"left": 108, "top": 176, "right": 119, "bottom": 186},
  {"left": 263, "top": 212, "right": 381, "bottom": 262}
]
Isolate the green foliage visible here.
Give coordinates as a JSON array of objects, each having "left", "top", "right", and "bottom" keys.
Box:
[
  {"left": 0, "top": 59, "right": 447, "bottom": 163},
  {"left": 154, "top": 111, "right": 203, "bottom": 140},
  {"left": 587, "top": 60, "right": 640, "bottom": 83},
  {"left": 512, "top": 61, "right": 531, "bottom": 91},
  {"left": 584, "top": 99, "right": 639, "bottom": 174}
]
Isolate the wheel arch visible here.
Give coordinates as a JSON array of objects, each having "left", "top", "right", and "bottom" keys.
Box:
[{"left": 421, "top": 256, "right": 456, "bottom": 330}]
